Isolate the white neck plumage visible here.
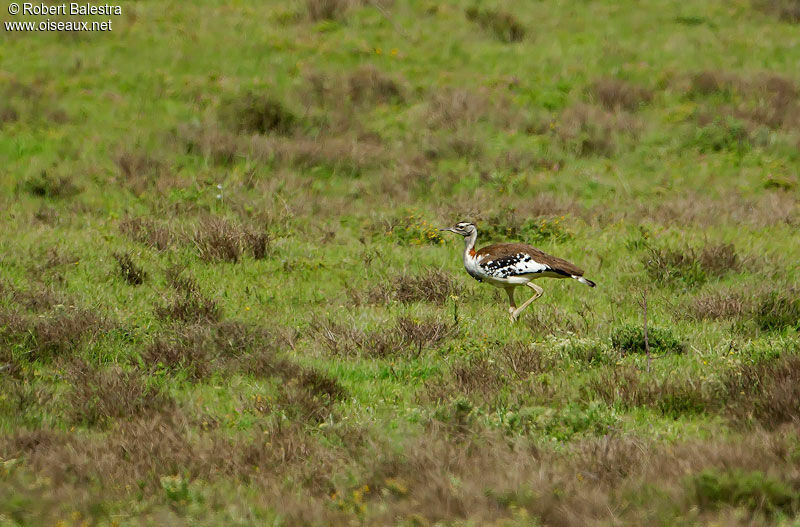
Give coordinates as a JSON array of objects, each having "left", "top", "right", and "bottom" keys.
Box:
[{"left": 462, "top": 229, "right": 477, "bottom": 260}]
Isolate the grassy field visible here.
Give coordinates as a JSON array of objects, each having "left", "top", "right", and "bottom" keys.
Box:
[{"left": 2, "top": 0, "right": 800, "bottom": 524}]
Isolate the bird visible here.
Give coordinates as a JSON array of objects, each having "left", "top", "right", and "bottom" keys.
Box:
[{"left": 441, "top": 221, "right": 596, "bottom": 322}]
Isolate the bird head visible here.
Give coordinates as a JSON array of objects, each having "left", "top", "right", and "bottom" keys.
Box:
[{"left": 440, "top": 221, "right": 476, "bottom": 237}]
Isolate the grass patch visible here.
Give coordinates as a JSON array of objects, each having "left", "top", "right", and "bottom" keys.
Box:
[
  {"left": 112, "top": 251, "right": 146, "bottom": 286},
  {"left": 155, "top": 267, "right": 222, "bottom": 324},
  {"left": 589, "top": 77, "right": 653, "bottom": 111},
  {"left": 643, "top": 243, "right": 740, "bottom": 288},
  {"left": 465, "top": 6, "right": 526, "bottom": 43},
  {"left": 68, "top": 361, "right": 174, "bottom": 428},
  {"left": 17, "top": 170, "right": 80, "bottom": 199},
  {"left": 610, "top": 324, "right": 687, "bottom": 355},
  {"left": 219, "top": 92, "right": 298, "bottom": 135},
  {"left": 191, "top": 216, "right": 270, "bottom": 263},
  {"left": 690, "top": 469, "right": 798, "bottom": 517},
  {"left": 725, "top": 353, "right": 800, "bottom": 427}
]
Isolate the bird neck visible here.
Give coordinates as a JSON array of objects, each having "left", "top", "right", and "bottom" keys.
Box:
[{"left": 462, "top": 229, "right": 477, "bottom": 260}]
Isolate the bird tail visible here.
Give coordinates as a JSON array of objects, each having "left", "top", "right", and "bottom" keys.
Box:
[{"left": 572, "top": 275, "right": 596, "bottom": 288}]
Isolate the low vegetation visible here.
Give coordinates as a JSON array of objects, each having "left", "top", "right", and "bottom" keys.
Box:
[{"left": 2, "top": 0, "right": 799, "bottom": 525}]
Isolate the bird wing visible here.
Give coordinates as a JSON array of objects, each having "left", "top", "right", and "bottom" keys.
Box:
[{"left": 475, "top": 243, "right": 584, "bottom": 278}]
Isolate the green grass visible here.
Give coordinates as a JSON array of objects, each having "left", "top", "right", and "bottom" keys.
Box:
[{"left": 1, "top": 0, "right": 800, "bottom": 525}]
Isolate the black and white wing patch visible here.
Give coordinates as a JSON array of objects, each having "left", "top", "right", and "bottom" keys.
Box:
[{"left": 480, "top": 253, "right": 550, "bottom": 279}]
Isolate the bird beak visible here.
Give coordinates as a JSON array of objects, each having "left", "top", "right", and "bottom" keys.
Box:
[{"left": 440, "top": 227, "right": 455, "bottom": 233}]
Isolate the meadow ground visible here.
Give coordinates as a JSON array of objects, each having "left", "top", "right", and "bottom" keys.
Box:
[{"left": 1, "top": 0, "right": 800, "bottom": 525}]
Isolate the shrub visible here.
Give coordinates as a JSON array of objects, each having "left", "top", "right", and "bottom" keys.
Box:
[{"left": 610, "top": 324, "right": 686, "bottom": 355}]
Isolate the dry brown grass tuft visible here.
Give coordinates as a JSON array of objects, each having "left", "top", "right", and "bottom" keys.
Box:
[
  {"left": 688, "top": 286, "right": 799, "bottom": 332},
  {"left": 119, "top": 217, "right": 175, "bottom": 251},
  {"left": 18, "top": 170, "right": 80, "bottom": 199},
  {"left": 585, "top": 365, "right": 711, "bottom": 418},
  {"left": 525, "top": 305, "right": 588, "bottom": 335},
  {"left": 690, "top": 290, "right": 748, "bottom": 320},
  {"left": 465, "top": 6, "right": 526, "bottom": 43},
  {"left": 143, "top": 329, "right": 213, "bottom": 380},
  {"left": 190, "top": 216, "right": 271, "bottom": 263},
  {"left": 426, "top": 87, "right": 521, "bottom": 131},
  {"left": 643, "top": 242, "right": 740, "bottom": 287},
  {"left": 67, "top": 360, "right": 174, "bottom": 428},
  {"left": 686, "top": 70, "right": 800, "bottom": 131},
  {"left": 5, "top": 411, "right": 800, "bottom": 525},
  {"left": 314, "top": 319, "right": 397, "bottom": 357},
  {"left": 498, "top": 341, "right": 548, "bottom": 378},
  {"left": 277, "top": 372, "right": 346, "bottom": 423},
  {"left": 246, "top": 134, "right": 385, "bottom": 174},
  {"left": 392, "top": 269, "right": 462, "bottom": 304},
  {"left": 219, "top": 92, "right": 297, "bottom": 135},
  {"left": 180, "top": 123, "right": 240, "bottom": 164},
  {"left": 1, "top": 281, "right": 68, "bottom": 312},
  {"left": 315, "top": 316, "right": 455, "bottom": 358},
  {"left": 191, "top": 216, "right": 242, "bottom": 263},
  {"left": 394, "top": 316, "right": 455, "bottom": 357},
  {"left": 112, "top": 251, "right": 146, "bottom": 285},
  {"left": 688, "top": 70, "right": 738, "bottom": 97},
  {"left": 555, "top": 103, "right": 638, "bottom": 156},
  {"left": 155, "top": 267, "right": 222, "bottom": 323},
  {"left": 640, "top": 190, "right": 799, "bottom": 228},
  {"left": 726, "top": 354, "right": 800, "bottom": 427},
  {"left": 589, "top": 77, "right": 653, "bottom": 111},
  {"left": 752, "top": 289, "right": 800, "bottom": 331},
  {"left": 114, "top": 150, "right": 179, "bottom": 196},
  {"left": 450, "top": 357, "right": 505, "bottom": 396},
  {"left": 0, "top": 308, "right": 109, "bottom": 362},
  {"left": 754, "top": 0, "right": 800, "bottom": 22},
  {"left": 353, "top": 269, "right": 463, "bottom": 306},
  {"left": 425, "top": 342, "right": 547, "bottom": 405},
  {"left": 0, "top": 103, "right": 18, "bottom": 124},
  {"left": 180, "top": 119, "right": 387, "bottom": 174},
  {"left": 347, "top": 64, "right": 404, "bottom": 104},
  {"left": 306, "top": 0, "right": 350, "bottom": 20}
]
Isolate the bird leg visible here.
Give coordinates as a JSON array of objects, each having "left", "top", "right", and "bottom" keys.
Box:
[
  {"left": 505, "top": 287, "right": 517, "bottom": 320},
  {"left": 510, "top": 282, "right": 544, "bottom": 322}
]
